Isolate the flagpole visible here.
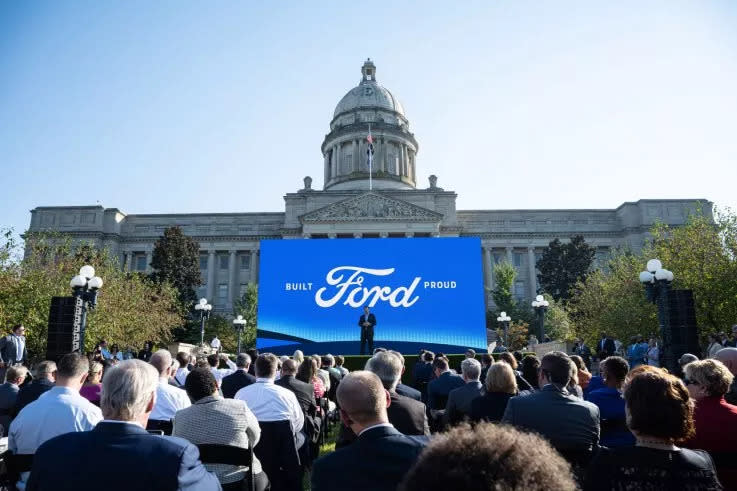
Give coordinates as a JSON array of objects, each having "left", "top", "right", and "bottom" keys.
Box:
[{"left": 368, "top": 123, "right": 373, "bottom": 191}]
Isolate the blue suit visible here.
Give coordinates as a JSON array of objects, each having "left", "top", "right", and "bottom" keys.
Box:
[
  {"left": 427, "top": 371, "right": 465, "bottom": 410},
  {"left": 26, "top": 421, "right": 221, "bottom": 491}
]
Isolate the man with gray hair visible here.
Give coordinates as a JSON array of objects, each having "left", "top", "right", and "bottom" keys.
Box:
[
  {"left": 715, "top": 347, "right": 737, "bottom": 404},
  {"left": 10, "top": 353, "right": 102, "bottom": 489},
  {"left": 13, "top": 360, "right": 56, "bottom": 417},
  {"left": 311, "top": 371, "right": 427, "bottom": 491},
  {"left": 148, "top": 349, "right": 191, "bottom": 434},
  {"left": 221, "top": 353, "right": 256, "bottom": 399},
  {"left": 444, "top": 357, "right": 484, "bottom": 427},
  {"left": 25, "top": 359, "right": 221, "bottom": 490},
  {"left": 337, "top": 351, "right": 429, "bottom": 447}
]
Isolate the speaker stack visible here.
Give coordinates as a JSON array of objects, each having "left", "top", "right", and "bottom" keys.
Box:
[
  {"left": 667, "top": 289, "right": 701, "bottom": 360},
  {"left": 46, "top": 296, "right": 81, "bottom": 361}
]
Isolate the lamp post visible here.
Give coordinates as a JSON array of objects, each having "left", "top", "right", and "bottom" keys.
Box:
[
  {"left": 638, "top": 259, "right": 675, "bottom": 372},
  {"left": 531, "top": 294, "right": 550, "bottom": 342},
  {"left": 69, "top": 265, "right": 103, "bottom": 354},
  {"left": 496, "top": 311, "right": 512, "bottom": 350},
  {"left": 232, "top": 315, "right": 246, "bottom": 354},
  {"left": 194, "top": 298, "right": 212, "bottom": 346}
]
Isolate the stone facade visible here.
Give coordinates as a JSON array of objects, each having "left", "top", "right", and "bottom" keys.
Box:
[{"left": 27, "top": 60, "right": 712, "bottom": 313}]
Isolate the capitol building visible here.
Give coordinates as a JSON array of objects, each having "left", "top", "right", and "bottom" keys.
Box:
[{"left": 28, "top": 59, "right": 711, "bottom": 312}]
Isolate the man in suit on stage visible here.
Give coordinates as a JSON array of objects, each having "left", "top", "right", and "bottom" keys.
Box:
[
  {"left": 358, "top": 306, "right": 377, "bottom": 355},
  {"left": 25, "top": 359, "right": 220, "bottom": 491},
  {"left": 311, "top": 371, "right": 427, "bottom": 491}
]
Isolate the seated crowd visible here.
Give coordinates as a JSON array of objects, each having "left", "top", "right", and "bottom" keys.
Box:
[{"left": 1, "top": 332, "right": 736, "bottom": 490}]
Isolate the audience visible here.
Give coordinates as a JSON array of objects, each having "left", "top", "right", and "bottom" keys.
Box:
[
  {"left": 26, "top": 359, "right": 220, "bottom": 490},
  {"left": 221, "top": 353, "right": 256, "bottom": 399},
  {"left": 520, "top": 355, "right": 541, "bottom": 390},
  {"left": 426, "top": 357, "right": 464, "bottom": 411},
  {"left": 297, "top": 357, "right": 325, "bottom": 400},
  {"left": 412, "top": 350, "right": 434, "bottom": 389},
  {"left": 400, "top": 422, "right": 577, "bottom": 491},
  {"left": 714, "top": 347, "right": 737, "bottom": 405},
  {"left": 567, "top": 362, "right": 584, "bottom": 398},
  {"left": 173, "top": 351, "right": 191, "bottom": 386},
  {"left": 0, "top": 365, "right": 27, "bottom": 436},
  {"left": 10, "top": 353, "right": 103, "bottom": 490},
  {"left": 313, "top": 354, "right": 331, "bottom": 393},
  {"left": 571, "top": 354, "right": 592, "bottom": 391},
  {"left": 584, "top": 368, "right": 722, "bottom": 490},
  {"left": 498, "top": 351, "right": 533, "bottom": 391},
  {"left": 79, "top": 361, "right": 103, "bottom": 405},
  {"left": 13, "top": 360, "right": 56, "bottom": 417},
  {"left": 706, "top": 334, "right": 723, "bottom": 359},
  {"left": 334, "top": 355, "right": 348, "bottom": 377},
  {"left": 275, "top": 358, "right": 320, "bottom": 449},
  {"left": 444, "top": 357, "right": 483, "bottom": 427},
  {"left": 682, "top": 358, "right": 737, "bottom": 489},
  {"left": 208, "top": 353, "right": 237, "bottom": 388},
  {"left": 479, "top": 353, "right": 492, "bottom": 383},
  {"left": 585, "top": 356, "right": 634, "bottom": 447},
  {"left": 388, "top": 350, "right": 422, "bottom": 401},
  {"left": 148, "top": 349, "right": 191, "bottom": 434},
  {"left": 337, "top": 351, "right": 429, "bottom": 446},
  {"left": 292, "top": 349, "right": 304, "bottom": 365},
  {"left": 173, "top": 367, "right": 267, "bottom": 491},
  {"left": 646, "top": 337, "right": 660, "bottom": 367},
  {"left": 311, "top": 371, "right": 427, "bottom": 491},
  {"left": 502, "top": 351, "right": 600, "bottom": 457},
  {"left": 470, "top": 361, "right": 517, "bottom": 423}
]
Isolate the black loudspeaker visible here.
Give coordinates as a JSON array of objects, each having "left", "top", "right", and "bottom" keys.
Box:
[
  {"left": 46, "top": 296, "right": 80, "bottom": 361},
  {"left": 667, "top": 289, "right": 701, "bottom": 359}
]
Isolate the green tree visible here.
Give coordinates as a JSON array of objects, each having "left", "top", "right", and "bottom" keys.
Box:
[
  {"left": 233, "top": 284, "right": 258, "bottom": 351},
  {"left": 492, "top": 261, "right": 517, "bottom": 314},
  {"left": 150, "top": 226, "right": 202, "bottom": 306},
  {"left": 0, "top": 231, "right": 184, "bottom": 359},
  {"left": 537, "top": 235, "right": 596, "bottom": 302},
  {"left": 496, "top": 321, "right": 530, "bottom": 351},
  {"left": 542, "top": 293, "right": 574, "bottom": 342}
]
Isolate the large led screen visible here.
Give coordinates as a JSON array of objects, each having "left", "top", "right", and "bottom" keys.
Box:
[{"left": 256, "top": 237, "right": 486, "bottom": 355}]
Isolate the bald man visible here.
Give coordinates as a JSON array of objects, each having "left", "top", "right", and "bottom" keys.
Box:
[
  {"left": 311, "top": 371, "right": 427, "bottom": 491},
  {"left": 715, "top": 348, "right": 737, "bottom": 405}
]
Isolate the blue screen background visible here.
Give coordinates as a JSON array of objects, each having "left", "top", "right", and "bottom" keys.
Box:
[{"left": 256, "top": 237, "right": 487, "bottom": 354}]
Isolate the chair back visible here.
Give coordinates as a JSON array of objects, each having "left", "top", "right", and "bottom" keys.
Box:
[
  {"left": 255, "top": 420, "right": 301, "bottom": 491},
  {"left": 4, "top": 451, "right": 34, "bottom": 488},
  {"left": 196, "top": 444, "right": 254, "bottom": 491},
  {"left": 146, "top": 419, "right": 173, "bottom": 435}
]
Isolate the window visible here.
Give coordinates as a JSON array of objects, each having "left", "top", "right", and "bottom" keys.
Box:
[
  {"left": 513, "top": 253, "right": 522, "bottom": 268},
  {"left": 493, "top": 253, "right": 503, "bottom": 264},
  {"left": 514, "top": 282, "right": 525, "bottom": 298},
  {"left": 239, "top": 283, "right": 249, "bottom": 297},
  {"left": 219, "top": 255, "right": 229, "bottom": 269},
  {"left": 199, "top": 255, "right": 208, "bottom": 271},
  {"left": 218, "top": 284, "right": 228, "bottom": 303},
  {"left": 240, "top": 254, "right": 251, "bottom": 270},
  {"left": 136, "top": 256, "right": 147, "bottom": 271}
]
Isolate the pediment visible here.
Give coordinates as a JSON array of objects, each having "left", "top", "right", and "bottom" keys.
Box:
[{"left": 300, "top": 192, "right": 443, "bottom": 223}]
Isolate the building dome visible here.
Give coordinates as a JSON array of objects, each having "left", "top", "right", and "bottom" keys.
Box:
[{"left": 322, "top": 59, "right": 418, "bottom": 191}]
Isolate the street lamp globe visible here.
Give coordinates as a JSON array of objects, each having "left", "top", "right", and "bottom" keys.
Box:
[
  {"left": 87, "top": 276, "right": 104, "bottom": 289},
  {"left": 79, "top": 265, "right": 96, "bottom": 279},
  {"left": 646, "top": 259, "right": 662, "bottom": 273},
  {"left": 70, "top": 275, "right": 86, "bottom": 288}
]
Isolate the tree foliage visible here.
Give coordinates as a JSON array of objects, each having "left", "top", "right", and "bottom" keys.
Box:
[
  {"left": 496, "top": 321, "right": 530, "bottom": 351},
  {"left": 0, "top": 231, "right": 184, "bottom": 360},
  {"left": 537, "top": 235, "right": 596, "bottom": 302},
  {"left": 150, "top": 226, "right": 202, "bottom": 306},
  {"left": 492, "top": 261, "right": 517, "bottom": 314},
  {"left": 233, "top": 284, "right": 258, "bottom": 351},
  {"left": 542, "top": 293, "right": 574, "bottom": 342}
]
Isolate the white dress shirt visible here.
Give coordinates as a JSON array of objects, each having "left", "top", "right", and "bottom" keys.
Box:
[
  {"left": 234, "top": 378, "right": 304, "bottom": 447},
  {"left": 150, "top": 378, "right": 191, "bottom": 421},
  {"left": 174, "top": 367, "right": 190, "bottom": 386},
  {"left": 210, "top": 358, "right": 237, "bottom": 387},
  {"left": 9, "top": 386, "right": 102, "bottom": 490},
  {"left": 11, "top": 335, "right": 25, "bottom": 363}
]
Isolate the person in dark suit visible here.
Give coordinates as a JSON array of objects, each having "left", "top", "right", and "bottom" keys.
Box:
[
  {"left": 502, "top": 351, "right": 600, "bottom": 453},
  {"left": 311, "top": 371, "right": 427, "bottom": 491},
  {"left": 444, "top": 358, "right": 484, "bottom": 427},
  {"left": 275, "top": 359, "right": 320, "bottom": 445},
  {"left": 221, "top": 353, "right": 256, "bottom": 399},
  {"left": 426, "top": 357, "right": 464, "bottom": 411},
  {"left": 358, "top": 306, "right": 377, "bottom": 355},
  {"left": 25, "top": 359, "right": 220, "bottom": 491},
  {"left": 13, "top": 360, "right": 56, "bottom": 417},
  {"left": 387, "top": 350, "right": 421, "bottom": 401},
  {"left": 336, "top": 352, "right": 429, "bottom": 447},
  {"left": 0, "top": 365, "right": 27, "bottom": 436},
  {"left": 0, "top": 325, "right": 28, "bottom": 381},
  {"left": 597, "top": 333, "right": 616, "bottom": 360}
]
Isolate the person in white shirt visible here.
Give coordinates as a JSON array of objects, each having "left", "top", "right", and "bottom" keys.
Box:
[
  {"left": 235, "top": 353, "right": 304, "bottom": 449},
  {"left": 210, "top": 336, "right": 221, "bottom": 352},
  {"left": 9, "top": 353, "right": 102, "bottom": 490},
  {"left": 148, "top": 350, "right": 190, "bottom": 433},
  {"left": 173, "top": 351, "right": 191, "bottom": 387},
  {"left": 208, "top": 353, "right": 237, "bottom": 388}
]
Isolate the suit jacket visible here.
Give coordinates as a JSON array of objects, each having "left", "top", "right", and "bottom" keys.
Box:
[
  {"left": 427, "top": 371, "right": 465, "bottom": 410},
  {"left": 597, "top": 338, "right": 616, "bottom": 357},
  {"left": 0, "top": 382, "right": 19, "bottom": 436},
  {"left": 275, "top": 375, "right": 320, "bottom": 442},
  {"left": 312, "top": 425, "right": 427, "bottom": 491},
  {"left": 470, "top": 391, "right": 514, "bottom": 423},
  {"left": 396, "top": 383, "right": 421, "bottom": 401},
  {"left": 358, "top": 313, "right": 377, "bottom": 329},
  {"left": 413, "top": 362, "right": 433, "bottom": 385},
  {"left": 502, "top": 385, "right": 600, "bottom": 451},
  {"left": 444, "top": 380, "right": 484, "bottom": 426},
  {"left": 13, "top": 379, "right": 54, "bottom": 418},
  {"left": 336, "top": 391, "right": 430, "bottom": 447},
  {"left": 0, "top": 335, "right": 27, "bottom": 365},
  {"left": 221, "top": 369, "right": 256, "bottom": 399},
  {"left": 26, "top": 421, "right": 221, "bottom": 491}
]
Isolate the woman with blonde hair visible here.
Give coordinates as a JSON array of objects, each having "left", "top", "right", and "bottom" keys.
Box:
[
  {"left": 80, "top": 361, "right": 103, "bottom": 406},
  {"left": 470, "top": 362, "right": 518, "bottom": 423},
  {"left": 293, "top": 349, "right": 304, "bottom": 364}
]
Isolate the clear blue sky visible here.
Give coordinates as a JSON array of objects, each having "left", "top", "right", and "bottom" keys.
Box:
[{"left": 2, "top": 1, "right": 736, "bottom": 242}]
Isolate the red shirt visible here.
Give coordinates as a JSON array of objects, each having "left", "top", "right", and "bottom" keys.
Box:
[{"left": 684, "top": 395, "right": 737, "bottom": 489}]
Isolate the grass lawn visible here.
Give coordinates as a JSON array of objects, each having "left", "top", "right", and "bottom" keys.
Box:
[{"left": 302, "top": 425, "right": 339, "bottom": 490}]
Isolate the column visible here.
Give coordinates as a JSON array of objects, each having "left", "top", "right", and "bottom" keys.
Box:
[
  {"left": 483, "top": 247, "right": 493, "bottom": 291},
  {"left": 334, "top": 144, "right": 340, "bottom": 175},
  {"left": 379, "top": 138, "right": 386, "bottom": 172},
  {"left": 506, "top": 246, "right": 513, "bottom": 265},
  {"left": 352, "top": 139, "right": 358, "bottom": 172},
  {"left": 249, "top": 249, "right": 259, "bottom": 284},
  {"left": 528, "top": 247, "right": 537, "bottom": 299},
  {"left": 145, "top": 250, "right": 153, "bottom": 273},
  {"left": 125, "top": 251, "right": 133, "bottom": 272},
  {"left": 206, "top": 250, "right": 216, "bottom": 301},
  {"left": 229, "top": 250, "right": 238, "bottom": 307}
]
